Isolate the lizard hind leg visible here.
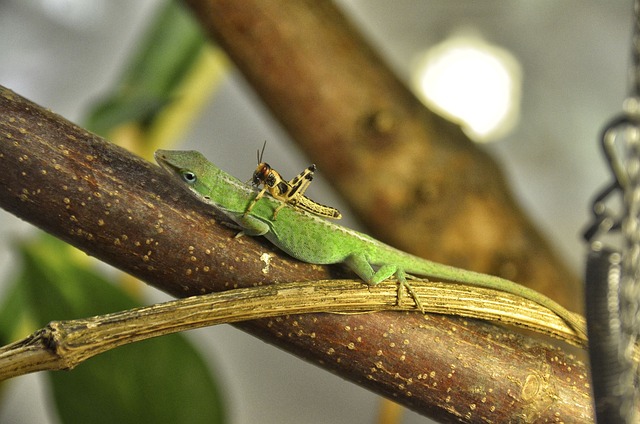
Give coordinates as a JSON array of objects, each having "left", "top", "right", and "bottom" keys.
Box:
[
  {"left": 344, "top": 254, "right": 424, "bottom": 313},
  {"left": 395, "top": 270, "right": 425, "bottom": 314},
  {"left": 373, "top": 266, "right": 424, "bottom": 313}
]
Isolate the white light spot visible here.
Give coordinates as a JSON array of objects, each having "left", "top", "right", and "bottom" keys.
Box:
[{"left": 411, "top": 34, "right": 521, "bottom": 142}]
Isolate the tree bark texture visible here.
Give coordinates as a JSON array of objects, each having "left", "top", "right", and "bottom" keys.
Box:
[
  {"left": 181, "top": 0, "right": 583, "bottom": 314},
  {"left": 0, "top": 86, "right": 594, "bottom": 422}
]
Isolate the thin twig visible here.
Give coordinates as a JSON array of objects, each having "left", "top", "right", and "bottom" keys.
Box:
[{"left": 0, "top": 278, "right": 586, "bottom": 381}]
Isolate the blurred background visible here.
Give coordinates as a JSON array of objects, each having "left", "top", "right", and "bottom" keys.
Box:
[{"left": 0, "top": 1, "right": 632, "bottom": 423}]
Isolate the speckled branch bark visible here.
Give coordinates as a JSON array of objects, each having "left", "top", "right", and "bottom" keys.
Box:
[
  {"left": 0, "top": 86, "right": 594, "bottom": 422},
  {"left": 181, "top": 0, "right": 582, "bottom": 314}
]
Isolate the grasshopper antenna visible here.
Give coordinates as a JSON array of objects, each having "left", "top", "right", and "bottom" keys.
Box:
[
  {"left": 257, "top": 140, "right": 267, "bottom": 164},
  {"left": 247, "top": 141, "right": 269, "bottom": 186}
]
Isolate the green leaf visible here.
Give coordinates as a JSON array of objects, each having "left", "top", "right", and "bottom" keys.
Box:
[
  {"left": 85, "top": 96, "right": 171, "bottom": 138},
  {"left": 85, "top": 1, "right": 208, "bottom": 137},
  {"left": 0, "top": 277, "right": 29, "bottom": 347},
  {"left": 18, "top": 235, "right": 225, "bottom": 424},
  {"left": 50, "top": 336, "right": 225, "bottom": 424}
]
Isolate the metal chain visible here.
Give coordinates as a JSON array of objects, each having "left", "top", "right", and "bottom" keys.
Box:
[
  {"left": 619, "top": 121, "right": 640, "bottom": 422},
  {"left": 584, "top": 2, "right": 640, "bottom": 422},
  {"left": 619, "top": 1, "right": 640, "bottom": 419}
]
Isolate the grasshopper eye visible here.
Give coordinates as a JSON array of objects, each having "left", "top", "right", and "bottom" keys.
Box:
[
  {"left": 252, "top": 163, "right": 270, "bottom": 186},
  {"left": 181, "top": 170, "right": 197, "bottom": 184},
  {"left": 252, "top": 170, "right": 262, "bottom": 186}
]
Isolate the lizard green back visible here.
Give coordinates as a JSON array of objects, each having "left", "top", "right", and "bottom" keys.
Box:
[{"left": 155, "top": 150, "right": 586, "bottom": 340}]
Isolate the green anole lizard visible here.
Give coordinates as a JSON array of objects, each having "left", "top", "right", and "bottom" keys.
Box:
[{"left": 154, "top": 150, "right": 586, "bottom": 339}]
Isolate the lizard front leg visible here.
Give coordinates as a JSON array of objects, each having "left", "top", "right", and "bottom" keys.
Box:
[{"left": 226, "top": 211, "right": 271, "bottom": 237}]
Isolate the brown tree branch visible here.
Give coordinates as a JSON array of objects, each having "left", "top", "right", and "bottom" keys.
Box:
[
  {"left": 182, "top": 0, "right": 583, "bottom": 313},
  {"left": 0, "top": 86, "right": 595, "bottom": 422}
]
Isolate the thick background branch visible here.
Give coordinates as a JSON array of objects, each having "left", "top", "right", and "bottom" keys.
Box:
[
  {"left": 0, "top": 86, "right": 593, "bottom": 422},
  {"left": 182, "top": 0, "right": 582, "bottom": 313}
]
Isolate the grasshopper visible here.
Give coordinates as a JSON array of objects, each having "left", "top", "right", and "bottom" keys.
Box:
[{"left": 245, "top": 143, "right": 342, "bottom": 220}]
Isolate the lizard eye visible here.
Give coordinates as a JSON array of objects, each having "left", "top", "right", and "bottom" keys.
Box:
[{"left": 181, "top": 170, "right": 197, "bottom": 184}]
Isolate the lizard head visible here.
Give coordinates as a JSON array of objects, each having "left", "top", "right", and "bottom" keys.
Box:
[
  {"left": 155, "top": 150, "right": 211, "bottom": 198},
  {"left": 154, "top": 150, "right": 255, "bottom": 216}
]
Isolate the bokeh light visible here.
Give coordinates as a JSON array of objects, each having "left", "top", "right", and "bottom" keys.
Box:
[{"left": 412, "top": 35, "right": 522, "bottom": 142}]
